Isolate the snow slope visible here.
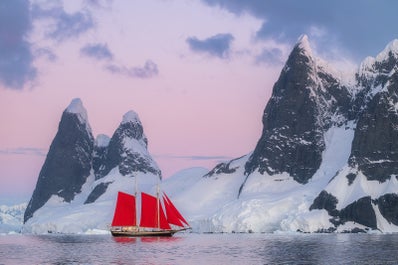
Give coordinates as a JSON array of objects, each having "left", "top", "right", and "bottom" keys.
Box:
[{"left": 163, "top": 124, "right": 355, "bottom": 233}]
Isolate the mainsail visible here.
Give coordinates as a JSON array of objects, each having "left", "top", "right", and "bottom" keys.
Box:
[
  {"left": 111, "top": 191, "right": 136, "bottom": 227},
  {"left": 140, "top": 192, "right": 171, "bottom": 230}
]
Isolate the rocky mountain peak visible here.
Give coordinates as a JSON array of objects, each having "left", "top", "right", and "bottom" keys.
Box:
[
  {"left": 357, "top": 39, "right": 398, "bottom": 84},
  {"left": 243, "top": 35, "right": 352, "bottom": 185},
  {"left": 24, "top": 99, "right": 94, "bottom": 223},
  {"left": 295, "top": 34, "right": 313, "bottom": 57},
  {"left": 94, "top": 110, "right": 160, "bottom": 179},
  {"left": 281, "top": 34, "right": 315, "bottom": 76}
]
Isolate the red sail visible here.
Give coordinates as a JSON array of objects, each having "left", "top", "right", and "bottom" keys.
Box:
[
  {"left": 163, "top": 193, "right": 189, "bottom": 227},
  {"left": 111, "top": 191, "right": 136, "bottom": 226},
  {"left": 140, "top": 192, "right": 171, "bottom": 230}
]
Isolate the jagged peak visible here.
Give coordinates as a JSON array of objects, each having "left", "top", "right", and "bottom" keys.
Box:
[
  {"left": 282, "top": 34, "right": 316, "bottom": 74},
  {"left": 95, "top": 134, "right": 110, "bottom": 148},
  {"left": 294, "top": 34, "right": 313, "bottom": 57},
  {"left": 65, "top": 98, "right": 92, "bottom": 132},
  {"left": 359, "top": 39, "right": 398, "bottom": 74},
  {"left": 375, "top": 39, "right": 398, "bottom": 62},
  {"left": 122, "top": 110, "right": 142, "bottom": 125}
]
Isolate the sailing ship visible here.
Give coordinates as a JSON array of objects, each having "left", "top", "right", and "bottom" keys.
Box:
[{"left": 110, "top": 187, "right": 190, "bottom": 237}]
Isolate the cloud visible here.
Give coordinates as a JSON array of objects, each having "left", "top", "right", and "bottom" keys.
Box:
[
  {"left": 81, "top": 43, "right": 158, "bottom": 79},
  {"left": 0, "top": 147, "right": 47, "bottom": 157},
  {"left": 84, "top": 0, "right": 114, "bottom": 9},
  {"left": 186, "top": 33, "right": 234, "bottom": 59},
  {"left": 32, "top": 3, "right": 95, "bottom": 42},
  {"left": 200, "top": 0, "right": 398, "bottom": 61},
  {"left": 80, "top": 43, "right": 113, "bottom": 61},
  {"left": 106, "top": 60, "right": 159, "bottom": 79},
  {"left": 255, "top": 47, "right": 284, "bottom": 65},
  {"left": 35, "top": 47, "right": 57, "bottom": 62},
  {"left": 0, "top": 0, "right": 37, "bottom": 90}
]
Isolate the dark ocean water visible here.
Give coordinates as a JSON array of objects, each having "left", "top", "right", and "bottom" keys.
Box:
[{"left": 1, "top": 233, "right": 398, "bottom": 265}]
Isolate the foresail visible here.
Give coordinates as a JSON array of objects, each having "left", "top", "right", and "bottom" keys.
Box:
[
  {"left": 111, "top": 191, "right": 136, "bottom": 227},
  {"left": 163, "top": 192, "right": 189, "bottom": 227}
]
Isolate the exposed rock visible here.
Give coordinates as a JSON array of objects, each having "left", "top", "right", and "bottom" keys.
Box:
[
  {"left": 92, "top": 134, "right": 110, "bottom": 180},
  {"left": 349, "top": 41, "right": 398, "bottom": 182},
  {"left": 204, "top": 156, "right": 243, "bottom": 178},
  {"left": 310, "top": 190, "right": 339, "bottom": 217},
  {"left": 375, "top": 193, "right": 398, "bottom": 226},
  {"left": 339, "top": 197, "right": 377, "bottom": 229},
  {"left": 84, "top": 182, "right": 113, "bottom": 204},
  {"left": 346, "top": 173, "right": 356, "bottom": 185}
]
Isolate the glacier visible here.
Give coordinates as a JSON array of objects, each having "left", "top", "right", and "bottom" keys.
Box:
[{"left": 0, "top": 203, "right": 26, "bottom": 234}]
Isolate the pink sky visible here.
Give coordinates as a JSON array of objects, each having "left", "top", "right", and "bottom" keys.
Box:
[
  {"left": 0, "top": 0, "right": 286, "bottom": 202},
  {"left": 3, "top": 0, "right": 393, "bottom": 203}
]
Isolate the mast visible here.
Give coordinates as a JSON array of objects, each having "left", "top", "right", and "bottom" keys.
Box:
[
  {"left": 135, "top": 174, "right": 139, "bottom": 228},
  {"left": 156, "top": 183, "right": 160, "bottom": 229}
]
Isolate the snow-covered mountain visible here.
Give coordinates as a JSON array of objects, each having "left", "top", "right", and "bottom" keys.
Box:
[
  {"left": 169, "top": 35, "right": 398, "bottom": 233},
  {"left": 23, "top": 99, "right": 162, "bottom": 233},
  {"left": 21, "top": 35, "right": 398, "bottom": 234}
]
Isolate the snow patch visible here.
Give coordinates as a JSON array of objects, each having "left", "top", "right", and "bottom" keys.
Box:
[
  {"left": 296, "top": 34, "right": 312, "bottom": 56},
  {"left": 122, "top": 110, "right": 141, "bottom": 124},
  {"left": 375, "top": 39, "right": 398, "bottom": 62},
  {"left": 326, "top": 169, "right": 398, "bottom": 210},
  {"left": 65, "top": 98, "right": 92, "bottom": 132},
  {"left": 66, "top": 98, "right": 89, "bottom": 123}
]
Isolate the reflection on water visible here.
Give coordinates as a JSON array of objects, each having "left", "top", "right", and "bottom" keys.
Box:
[{"left": 1, "top": 233, "right": 398, "bottom": 264}]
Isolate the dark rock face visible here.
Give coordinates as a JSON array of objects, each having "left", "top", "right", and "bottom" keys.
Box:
[
  {"left": 24, "top": 110, "right": 94, "bottom": 223},
  {"left": 204, "top": 156, "right": 243, "bottom": 178},
  {"left": 349, "top": 93, "right": 398, "bottom": 182},
  {"left": 375, "top": 193, "right": 398, "bottom": 226},
  {"left": 244, "top": 37, "right": 351, "bottom": 184},
  {"left": 339, "top": 197, "right": 377, "bottom": 229},
  {"left": 84, "top": 182, "right": 113, "bottom": 204},
  {"left": 346, "top": 173, "right": 356, "bottom": 185},
  {"left": 310, "top": 190, "right": 339, "bottom": 217},
  {"left": 95, "top": 113, "right": 161, "bottom": 179},
  {"left": 349, "top": 50, "right": 398, "bottom": 182},
  {"left": 92, "top": 135, "right": 110, "bottom": 180}
]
